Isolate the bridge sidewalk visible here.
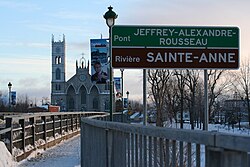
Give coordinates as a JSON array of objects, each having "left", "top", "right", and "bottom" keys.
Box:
[{"left": 17, "top": 135, "right": 80, "bottom": 167}]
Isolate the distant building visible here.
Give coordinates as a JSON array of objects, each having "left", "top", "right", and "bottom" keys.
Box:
[
  {"left": 176, "top": 111, "right": 190, "bottom": 123},
  {"left": 51, "top": 35, "right": 109, "bottom": 112},
  {"left": 223, "top": 99, "right": 248, "bottom": 122}
]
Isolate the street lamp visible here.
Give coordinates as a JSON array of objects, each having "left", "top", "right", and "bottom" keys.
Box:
[
  {"left": 104, "top": 6, "right": 118, "bottom": 28},
  {"left": 104, "top": 6, "right": 118, "bottom": 121},
  {"left": 126, "top": 91, "right": 130, "bottom": 113},
  {"left": 8, "top": 82, "right": 12, "bottom": 112},
  {"left": 120, "top": 69, "right": 124, "bottom": 110},
  {"left": 120, "top": 69, "right": 124, "bottom": 122},
  {"left": 126, "top": 91, "right": 129, "bottom": 101}
]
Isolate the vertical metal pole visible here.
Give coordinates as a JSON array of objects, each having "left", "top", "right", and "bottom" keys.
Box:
[
  {"left": 121, "top": 70, "right": 124, "bottom": 109},
  {"left": 9, "top": 89, "right": 11, "bottom": 112},
  {"left": 121, "top": 69, "right": 124, "bottom": 122},
  {"left": 204, "top": 70, "right": 208, "bottom": 130},
  {"left": 126, "top": 91, "right": 129, "bottom": 108},
  {"left": 109, "top": 27, "right": 113, "bottom": 121},
  {"left": 143, "top": 69, "right": 147, "bottom": 126},
  {"left": 8, "top": 87, "right": 11, "bottom": 112}
]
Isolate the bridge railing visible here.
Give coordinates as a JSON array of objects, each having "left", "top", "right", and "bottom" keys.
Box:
[
  {"left": 0, "top": 111, "right": 107, "bottom": 161},
  {"left": 81, "top": 117, "right": 250, "bottom": 167}
]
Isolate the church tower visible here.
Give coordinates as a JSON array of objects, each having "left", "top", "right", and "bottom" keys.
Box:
[{"left": 51, "top": 34, "right": 66, "bottom": 105}]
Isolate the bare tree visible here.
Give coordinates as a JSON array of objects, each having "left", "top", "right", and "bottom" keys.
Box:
[
  {"left": 148, "top": 69, "right": 172, "bottom": 127},
  {"left": 130, "top": 100, "right": 143, "bottom": 113},
  {"left": 232, "top": 61, "right": 250, "bottom": 126},
  {"left": 207, "top": 70, "right": 231, "bottom": 120},
  {"left": 174, "top": 70, "right": 187, "bottom": 129},
  {"left": 196, "top": 82, "right": 205, "bottom": 129},
  {"left": 0, "top": 91, "right": 8, "bottom": 111},
  {"left": 14, "top": 94, "right": 30, "bottom": 112},
  {"left": 165, "top": 76, "right": 179, "bottom": 124},
  {"left": 185, "top": 70, "right": 201, "bottom": 129},
  {"left": 42, "top": 96, "right": 50, "bottom": 105}
]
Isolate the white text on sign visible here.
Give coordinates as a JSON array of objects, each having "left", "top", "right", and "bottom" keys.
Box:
[
  {"left": 146, "top": 52, "right": 236, "bottom": 63},
  {"left": 114, "top": 35, "right": 131, "bottom": 42},
  {"left": 133, "top": 28, "right": 234, "bottom": 37}
]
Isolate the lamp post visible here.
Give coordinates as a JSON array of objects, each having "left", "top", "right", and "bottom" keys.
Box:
[
  {"left": 126, "top": 90, "right": 129, "bottom": 104},
  {"left": 120, "top": 69, "right": 124, "bottom": 111},
  {"left": 104, "top": 6, "right": 118, "bottom": 121},
  {"left": 120, "top": 69, "right": 124, "bottom": 122},
  {"left": 126, "top": 91, "right": 130, "bottom": 116},
  {"left": 8, "top": 82, "right": 12, "bottom": 112}
]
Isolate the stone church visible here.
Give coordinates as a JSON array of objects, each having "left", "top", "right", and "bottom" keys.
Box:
[{"left": 51, "top": 35, "right": 110, "bottom": 112}]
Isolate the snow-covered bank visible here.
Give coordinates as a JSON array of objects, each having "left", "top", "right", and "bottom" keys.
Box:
[{"left": 0, "top": 141, "right": 16, "bottom": 167}]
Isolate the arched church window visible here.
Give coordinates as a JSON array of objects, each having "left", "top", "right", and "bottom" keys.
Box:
[
  {"left": 66, "top": 86, "right": 76, "bottom": 111},
  {"left": 81, "top": 91, "right": 86, "bottom": 104},
  {"left": 58, "top": 56, "right": 62, "bottom": 64},
  {"left": 55, "top": 56, "right": 58, "bottom": 64},
  {"left": 55, "top": 84, "right": 61, "bottom": 90},
  {"left": 68, "top": 97, "right": 74, "bottom": 111},
  {"left": 56, "top": 68, "right": 61, "bottom": 80},
  {"left": 93, "top": 97, "right": 99, "bottom": 110}
]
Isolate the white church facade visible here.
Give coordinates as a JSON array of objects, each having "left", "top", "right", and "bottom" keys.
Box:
[{"left": 51, "top": 35, "right": 110, "bottom": 112}]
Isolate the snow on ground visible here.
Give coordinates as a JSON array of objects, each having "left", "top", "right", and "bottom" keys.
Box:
[
  {"left": 165, "top": 122, "right": 250, "bottom": 136},
  {"left": 0, "top": 141, "right": 16, "bottom": 167},
  {"left": 0, "top": 123, "right": 250, "bottom": 167},
  {"left": 208, "top": 122, "right": 250, "bottom": 136},
  {"left": 17, "top": 135, "right": 81, "bottom": 167}
]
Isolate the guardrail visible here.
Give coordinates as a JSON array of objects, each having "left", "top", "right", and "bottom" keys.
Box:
[
  {"left": 81, "top": 117, "right": 250, "bottom": 167},
  {"left": 0, "top": 111, "right": 108, "bottom": 161}
]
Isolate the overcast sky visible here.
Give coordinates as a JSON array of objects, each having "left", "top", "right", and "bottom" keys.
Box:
[{"left": 0, "top": 0, "right": 250, "bottom": 104}]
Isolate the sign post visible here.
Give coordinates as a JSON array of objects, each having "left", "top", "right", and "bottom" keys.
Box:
[{"left": 111, "top": 25, "right": 240, "bottom": 130}]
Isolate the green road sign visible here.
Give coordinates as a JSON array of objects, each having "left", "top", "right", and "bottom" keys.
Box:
[
  {"left": 111, "top": 25, "right": 239, "bottom": 69},
  {"left": 111, "top": 25, "right": 239, "bottom": 48}
]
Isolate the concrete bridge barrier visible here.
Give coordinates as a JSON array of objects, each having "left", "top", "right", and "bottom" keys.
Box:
[{"left": 81, "top": 117, "right": 250, "bottom": 167}]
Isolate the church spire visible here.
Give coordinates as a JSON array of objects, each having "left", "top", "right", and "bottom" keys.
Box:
[
  {"left": 87, "top": 60, "right": 90, "bottom": 72},
  {"left": 63, "top": 34, "right": 65, "bottom": 43},
  {"left": 52, "top": 34, "right": 54, "bottom": 43},
  {"left": 80, "top": 53, "right": 86, "bottom": 69},
  {"left": 76, "top": 60, "right": 78, "bottom": 73}
]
